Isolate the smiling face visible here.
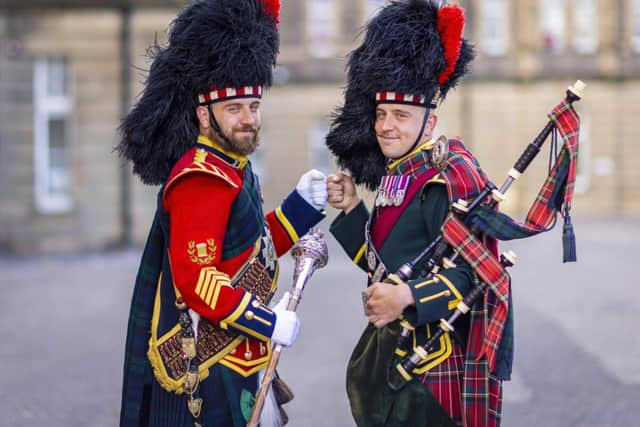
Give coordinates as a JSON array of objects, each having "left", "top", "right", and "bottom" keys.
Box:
[
  {"left": 197, "top": 97, "right": 262, "bottom": 156},
  {"left": 374, "top": 103, "right": 437, "bottom": 160}
]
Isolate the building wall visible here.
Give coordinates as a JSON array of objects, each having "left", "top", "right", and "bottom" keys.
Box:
[
  {"left": 129, "top": 10, "right": 173, "bottom": 244},
  {"left": 0, "top": 16, "right": 34, "bottom": 251},
  {"left": 1, "top": 0, "right": 639, "bottom": 253},
  {"left": 1, "top": 11, "right": 124, "bottom": 252}
]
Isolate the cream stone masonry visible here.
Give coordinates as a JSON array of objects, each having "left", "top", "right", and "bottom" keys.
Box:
[{"left": 0, "top": 1, "right": 638, "bottom": 253}]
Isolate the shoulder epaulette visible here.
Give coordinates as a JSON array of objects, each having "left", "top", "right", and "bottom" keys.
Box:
[{"left": 163, "top": 147, "right": 240, "bottom": 200}]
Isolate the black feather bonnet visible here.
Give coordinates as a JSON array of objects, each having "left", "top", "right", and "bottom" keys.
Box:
[
  {"left": 118, "top": 0, "right": 280, "bottom": 185},
  {"left": 326, "top": 0, "right": 475, "bottom": 190}
]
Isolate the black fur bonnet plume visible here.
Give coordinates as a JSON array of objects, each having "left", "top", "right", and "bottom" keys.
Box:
[
  {"left": 118, "top": 0, "right": 280, "bottom": 185},
  {"left": 325, "top": 0, "right": 475, "bottom": 190}
]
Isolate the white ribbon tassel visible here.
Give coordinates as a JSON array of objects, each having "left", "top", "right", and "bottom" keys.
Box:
[
  {"left": 258, "top": 369, "right": 283, "bottom": 427},
  {"left": 188, "top": 309, "right": 200, "bottom": 341}
]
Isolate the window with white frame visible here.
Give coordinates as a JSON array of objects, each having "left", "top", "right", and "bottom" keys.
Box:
[
  {"left": 33, "top": 58, "right": 73, "bottom": 213},
  {"left": 309, "top": 119, "right": 334, "bottom": 174},
  {"left": 633, "top": 0, "right": 640, "bottom": 52},
  {"left": 306, "top": 0, "right": 338, "bottom": 58},
  {"left": 482, "top": 0, "right": 509, "bottom": 56},
  {"left": 540, "top": 0, "right": 566, "bottom": 54},
  {"left": 573, "top": 0, "right": 598, "bottom": 54},
  {"left": 365, "top": 0, "right": 387, "bottom": 20}
]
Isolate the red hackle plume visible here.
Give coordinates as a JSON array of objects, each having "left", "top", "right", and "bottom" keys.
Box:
[
  {"left": 437, "top": 4, "right": 465, "bottom": 85},
  {"left": 260, "top": 0, "right": 281, "bottom": 24}
]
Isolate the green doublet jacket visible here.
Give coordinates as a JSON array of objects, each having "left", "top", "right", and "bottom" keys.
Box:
[
  {"left": 331, "top": 180, "right": 474, "bottom": 373},
  {"left": 330, "top": 143, "right": 476, "bottom": 427}
]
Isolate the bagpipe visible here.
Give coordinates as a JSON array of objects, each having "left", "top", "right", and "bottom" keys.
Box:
[{"left": 382, "top": 80, "right": 585, "bottom": 390}]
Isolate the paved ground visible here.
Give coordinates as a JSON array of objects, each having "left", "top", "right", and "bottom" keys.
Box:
[{"left": 1, "top": 217, "right": 639, "bottom": 427}]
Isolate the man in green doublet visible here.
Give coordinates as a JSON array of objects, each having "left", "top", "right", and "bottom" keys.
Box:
[{"left": 324, "top": 1, "right": 510, "bottom": 426}]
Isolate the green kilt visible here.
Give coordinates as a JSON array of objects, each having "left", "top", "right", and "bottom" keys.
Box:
[{"left": 346, "top": 321, "right": 457, "bottom": 427}]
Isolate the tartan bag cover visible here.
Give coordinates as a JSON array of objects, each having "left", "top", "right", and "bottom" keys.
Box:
[
  {"left": 438, "top": 99, "right": 580, "bottom": 427},
  {"left": 435, "top": 141, "right": 509, "bottom": 427},
  {"left": 441, "top": 215, "right": 509, "bottom": 372},
  {"left": 468, "top": 100, "right": 581, "bottom": 262}
]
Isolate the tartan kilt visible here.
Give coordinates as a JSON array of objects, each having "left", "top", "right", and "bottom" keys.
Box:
[
  {"left": 418, "top": 342, "right": 465, "bottom": 426},
  {"left": 419, "top": 342, "right": 503, "bottom": 427}
]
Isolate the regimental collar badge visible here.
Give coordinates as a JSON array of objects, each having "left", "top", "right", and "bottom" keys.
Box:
[
  {"left": 375, "top": 175, "right": 411, "bottom": 207},
  {"left": 187, "top": 239, "right": 217, "bottom": 265}
]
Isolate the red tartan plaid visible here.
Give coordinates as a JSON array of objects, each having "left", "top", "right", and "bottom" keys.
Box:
[
  {"left": 440, "top": 141, "right": 490, "bottom": 204},
  {"left": 441, "top": 214, "right": 509, "bottom": 371},
  {"left": 419, "top": 341, "right": 465, "bottom": 426},
  {"left": 463, "top": 288, "right": 504, "bottom": 427},
  {"left": 549, "top": 100, "right": 580, "bottom": 210},
  {"left": 515, "top": 100, "right": 580, "bottom": 233},
  {"left": 468, "top": 100, "right": 580, "bottom": 262}
]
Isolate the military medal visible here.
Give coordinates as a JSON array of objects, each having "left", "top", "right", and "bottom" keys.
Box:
[
  {"left": 376, "top": 175, "right": 411, "bottom": 207},
  {"left": 395, "top": 176, "right": 410, "bottom": 206},
  {"left": 390, "top": 176, "right": 399, "bottom": 205}
]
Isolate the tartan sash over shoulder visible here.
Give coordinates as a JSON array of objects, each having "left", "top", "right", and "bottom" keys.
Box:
[
  {"left": 422, "top": 140, "right": 510, "bottom": 427},
  {"left": 442, "top": 215, "right": 509, "bottom": 371},
  {"left": 439, "top": 139, "right": 491, "bottom": 204},
  {"left": 433, "top": 140, "right": 514, "bottom": 375}
]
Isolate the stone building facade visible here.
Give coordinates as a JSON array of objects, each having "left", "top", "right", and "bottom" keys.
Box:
[{"left": 0, "top": 0, "right": 638, "bottom": 253}]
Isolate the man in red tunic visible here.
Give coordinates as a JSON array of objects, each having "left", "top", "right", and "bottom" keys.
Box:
[{"left": 118, "top": 1, "right": 327, "bottom": 426}]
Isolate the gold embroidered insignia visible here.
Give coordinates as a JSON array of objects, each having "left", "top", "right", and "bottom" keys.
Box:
[
  {"left": 188, "top": 239, "right": 217, "bottom": 265},
  {"left": 194, "top": 148, "right": 208, "bottom": 164}
]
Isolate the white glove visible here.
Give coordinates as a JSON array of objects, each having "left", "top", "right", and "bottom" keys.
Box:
[
  {"left": 271, "top": 292, "right": 300, "bottom": 347},
  {"left": 296, "top": 169, "right": 328, "bottom": 211}
]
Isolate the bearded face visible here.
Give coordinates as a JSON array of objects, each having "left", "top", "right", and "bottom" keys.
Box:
[{"left": 208, "top": 98, "right": 262, "bottom": 156}]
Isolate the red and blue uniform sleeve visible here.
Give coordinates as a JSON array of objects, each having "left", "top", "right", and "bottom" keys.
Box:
[
  {"left": 265, "top": 189, "right": 326, "bottom": 257},
  {"left": 164, "top": 173, "right": 276, "bottom": 341}
]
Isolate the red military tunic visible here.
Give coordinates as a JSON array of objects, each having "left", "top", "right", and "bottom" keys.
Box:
[{"left": 149, "top": 135, "right": 325, "bottom": 385}]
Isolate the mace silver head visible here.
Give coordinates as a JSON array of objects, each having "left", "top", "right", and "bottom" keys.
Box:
[{"left": 291, "top": 228, "right": 328, "bottom": 269}]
